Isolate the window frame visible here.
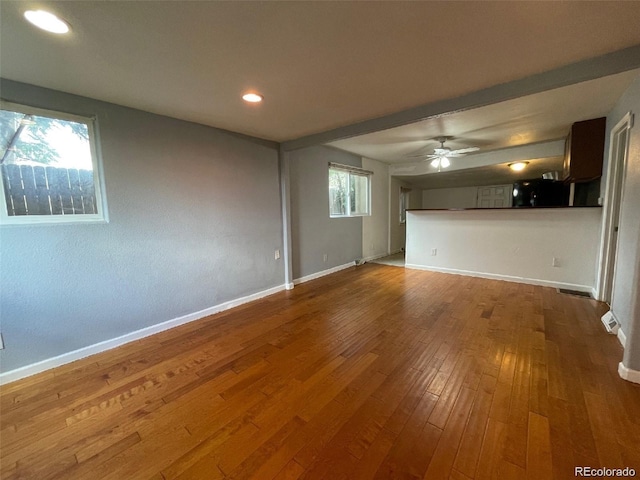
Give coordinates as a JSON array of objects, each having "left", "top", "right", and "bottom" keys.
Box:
[
  {"left": 0, "top": 100, "right": 108, "bottom": 226},
  {"left": 328, "top": 163, "right": 372, "bottom": 218}
]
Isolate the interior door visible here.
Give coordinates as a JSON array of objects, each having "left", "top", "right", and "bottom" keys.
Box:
[{"left": 603, "top": 125, "right": 630, "bottom": 304}]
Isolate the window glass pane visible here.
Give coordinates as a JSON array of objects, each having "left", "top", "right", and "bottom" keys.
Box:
[
  {"left": 328, "top": 166, "right": 371, "bottom": 218},
  {"left": 329, "top": 168, "right": 348, "bottom": 216},
  {"left": 0, "top": 107, "right": 98, "bottom": 217},
  {"left": 351, "top": 173, "right": 369, "bottom": 215}
]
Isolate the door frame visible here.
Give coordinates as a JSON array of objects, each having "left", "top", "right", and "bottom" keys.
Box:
[{"left": 595, "top": 111, "right": 634, "bottom": 302}]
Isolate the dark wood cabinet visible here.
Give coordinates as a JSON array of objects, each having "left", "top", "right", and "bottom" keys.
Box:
[{"left": 563, "top": 117, "right": 606, "bottom": 183}]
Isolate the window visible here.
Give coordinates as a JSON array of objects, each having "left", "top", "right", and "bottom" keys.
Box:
[
  {"left": 0, "top": 101, "right": 106, "bottom": 224},
  {"left": 400, "top": 187, "right": 411, "bottom": 223},
  {"left": 328, "top": 163, "right": 371, "bottom": 217}
]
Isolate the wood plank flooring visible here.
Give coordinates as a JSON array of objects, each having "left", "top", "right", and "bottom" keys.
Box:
[{"left": 1, "top": 264, "right": 639, "bottom": 479}]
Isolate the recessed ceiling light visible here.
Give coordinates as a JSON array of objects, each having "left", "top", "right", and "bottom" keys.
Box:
[
  {"left": 242, "top": 93, "right": 263, "bottom": 103},
  {"left": 508, "top": 161, "right": 529, "bottom": 171},
  {"left": 24, "top": 10, "right": 70, "bottom": 34}
]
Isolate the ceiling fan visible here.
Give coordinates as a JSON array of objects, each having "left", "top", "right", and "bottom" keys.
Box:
[{"left": 409, "top": 137, "right": 480, "bottom": 171}]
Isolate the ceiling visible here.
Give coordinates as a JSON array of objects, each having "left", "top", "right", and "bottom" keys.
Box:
[
  {"left": 395, "top": 157, "right": 564, "bottom": 190},
  {"left": 2, "top": 1, "right": 640, "bottom": 142},
  {"left": 331, "top": 69, "right": 638, "bottom": 189},
  {"left": 327, "top": 70, "right": 640, "bottom": 164}
]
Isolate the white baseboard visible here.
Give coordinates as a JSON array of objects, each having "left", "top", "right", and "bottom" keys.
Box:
[
  {"left": 600, "top": 310, "right": 626, "bottom": 348},
  {"left": 618, "top": 362, "right": 640, "bottom": 384},
  {"left": 293, "top": 261, "right": 356, "bottom": 285},
  {"left": 0, "top": 284, "right": 287, "bottom": 385},
  {"left": 591, "top": 287, "right": 598, "bottom": 300},
  {"left": 404, "top": 264, "right": 593, "bottom": 293},
  {"left": 617, "top": 326, "right": 627, "bottom": 348}
]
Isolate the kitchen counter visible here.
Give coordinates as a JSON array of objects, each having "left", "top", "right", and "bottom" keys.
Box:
[
  {"left": 407, "top": 205, "right": 602, "bottom": 211},
  {"left": 405, "top": 207, "right": 602, "bottom": 292}
]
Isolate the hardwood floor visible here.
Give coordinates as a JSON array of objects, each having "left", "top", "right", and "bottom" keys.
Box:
[{"left": 1, "top": 264, "right": 639, "bottom": 479}]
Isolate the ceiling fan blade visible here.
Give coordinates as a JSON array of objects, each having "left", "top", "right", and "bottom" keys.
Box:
[
  {"left": 405, "top": 142, "right": 478, "bottom": 160},
  {"left": 450, "top": 147, "right": 480, "bottom": 155},
  {"left": 405, "top": 152, "right": 445, "bottom": 159},
  {"left": 433, "top": 148, "right": 450, "bottom": 155}
]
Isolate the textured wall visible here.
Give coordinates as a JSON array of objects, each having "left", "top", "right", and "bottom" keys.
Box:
[
  {"left": 0, "top": 80, "right": 284, "bottom": 371},
  {"left": 406, "top": 208, "right": 602, "bottom": 289},
  {"left": 289, "top": 146, "right": 362, "bottom": 279},
  {"left": 422, "top": 186, "right": 480, "bottom": 209},
  {"left": 605, "top": 75, "right": 640, "bottom": 370},
  {"left": 362, "top": 157, "right": 389, "bottom": 260}
]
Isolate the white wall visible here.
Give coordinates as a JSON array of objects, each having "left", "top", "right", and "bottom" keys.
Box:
[
  {"left": 422, "top": 186, "right": 479, "bottom": 209},
  {"left": 422, "top": 184, "right": 514, "bottom": 209},
  {"left": 389, "top": 177, "right": 421, "bottom": 253},
  {"left": 605, "top": 74, "right": 640, "bottom": 372},
  {"left": 362, "top": 157, "right": 389, "bottom": 260},
  {"left": 405, "top": 208, "right": 602, "bottom": 290}
]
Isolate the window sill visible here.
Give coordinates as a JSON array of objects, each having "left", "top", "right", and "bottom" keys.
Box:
[
  {"left": 330, "top": 214, "right": 370, "bottom": 219},
  {"left": 1, "top": 215, "right": 108, "bottom": 227}
]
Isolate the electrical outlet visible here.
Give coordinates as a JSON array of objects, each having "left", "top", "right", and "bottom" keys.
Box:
[
  {"left": 0, "top": 333, "right": 4, "bottom": 350},
  {"left": 323, "top": 253, "right": 328, "bottom": 263},
  {"left": 274, "top": 249, "right": 280, "bottom": 260},
  {"left": 431, "top": 248, "right": 437, "bottom": 256},
  {"left": 552, "top": 257, "right": 559, "bottom": 267}
]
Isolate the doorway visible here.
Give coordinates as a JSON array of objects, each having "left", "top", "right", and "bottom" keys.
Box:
[{"left": 597, "top": 112, "right": 634, "bottom": 303}]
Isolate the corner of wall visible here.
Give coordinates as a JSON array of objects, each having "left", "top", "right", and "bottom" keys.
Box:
[{"left": 618, "top": 362, "right": 640, "bottom": 384}]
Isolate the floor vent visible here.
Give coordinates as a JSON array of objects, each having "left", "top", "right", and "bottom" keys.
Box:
[
  {"left": 557, "top": 288, "right": 591, "bottom": 298},
  {"left": 601, "top": 311, "right": 619, "bottom": 335}
]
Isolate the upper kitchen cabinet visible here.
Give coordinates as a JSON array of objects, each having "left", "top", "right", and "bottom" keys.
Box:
[{"left": 563, "top": 117, "right": 606, "bottom": 183}]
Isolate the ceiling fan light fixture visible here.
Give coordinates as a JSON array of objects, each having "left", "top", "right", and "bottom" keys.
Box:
[
  {"left": 509, "top": 161, "right": 529, "bottom": 171},
  {"left": 24, "top": 10, "right": 70, "bottom": 34},
  {"left": 430, "top": 156, "right": 450, "bottom": 171}
]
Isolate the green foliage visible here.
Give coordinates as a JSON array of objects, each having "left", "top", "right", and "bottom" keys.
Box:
[
  {"left": 0, "top": 110, "right": 89, "bottom": 165},
  {"left": 329, "top": 169, "right": 348, "bottom": 215}
]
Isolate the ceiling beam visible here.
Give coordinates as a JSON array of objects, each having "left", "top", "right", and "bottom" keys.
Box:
[{"left": 281, "top": 44, "right": 640, "bottom": 152}]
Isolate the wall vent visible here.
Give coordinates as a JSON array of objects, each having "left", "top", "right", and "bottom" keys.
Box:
[
  {"left": 601, "top": 311, "right": 619, "bottom": 335},
  {"left": 557, "top": 288, "right": 591, "bottom": 298}
]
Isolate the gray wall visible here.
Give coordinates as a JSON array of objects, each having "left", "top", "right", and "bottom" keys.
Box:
[
  {"left": 289, "top": 146, "right": 362, "bottom": 279},
  {"left": 605, "top": 75, "right": 640, "bottom": 370},
  {"left": 362, "top": 157, "right": 389, "bottom": 260},
  {"left": 0, "top": 80, "right": 284, "bottom": 371}
]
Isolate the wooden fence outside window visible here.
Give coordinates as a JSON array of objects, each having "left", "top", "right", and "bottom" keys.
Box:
[{"left": 1, "top": 164, "right": 97, "bottom": 216}]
